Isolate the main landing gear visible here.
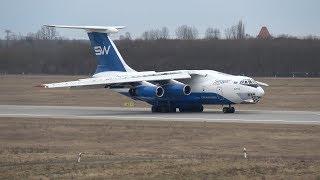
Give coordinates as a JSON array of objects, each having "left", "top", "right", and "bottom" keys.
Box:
[
  {"left": 223, "top": 105, "right": 235, "bottom": 113},
  {"left": 151, "top": 105, "right": 176, "bottom": 113},
  {"left": 178, "top": 105, "right": 204, "bottom": 113},
  {"left": 151, "top": 105, "right": 204, "bottom": 113}
]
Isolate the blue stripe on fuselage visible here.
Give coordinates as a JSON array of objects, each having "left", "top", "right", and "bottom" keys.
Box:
[{"left": 118, "top": 92, "right": 234, "bottom": 106}]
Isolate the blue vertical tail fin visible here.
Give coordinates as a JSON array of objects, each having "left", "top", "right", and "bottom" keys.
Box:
[{"left": 88, "top": 32, "right": 134, "bottom": 73}]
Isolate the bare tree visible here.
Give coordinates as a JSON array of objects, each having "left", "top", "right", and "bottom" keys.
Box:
[
  {"left": 205, "top": 28, "right": 220, "bottom": 39},
  {"left": 141, "top": 30, "right": 159, "bottom": 40},
  {"left": 231, "top": 26, "right": 237, "bottom": 39},
  {"left": 160, "top": 27, "right": 169, "bottom": 39},
  {"left": 175, "top": 25, "right": 198, "bottom": 40},
  {"left": 141, "top": 27, "right": 169, "bottom": 40},
  {"left": 236, "top": 20, "right": 245, "bottom": 39},
  {"left": 224, "top": 20, "right": 245, "bottom": 39},
  {"left": 35, "top": 26, "right": 59, "bottom": 40},
  {"left": 213, "top": 28, "right": 221, "bottom": 39},
  {"left": 125, "top": 32, "right": 132, "bottom": 40},
  {"left": 205, "top": 27, "right": 215, "bottom": 39},
  {"left": 141, "top": 31, "right": 151, "bottom": 40},
  {"left": 152, "top": 29, "right": 162, "bottom": 40},
  {"left": 120, "top": 32, "right": 132, "bottom": 40},
  {"left": 224, "top": 27, "right": 234, "bottom": 39}
]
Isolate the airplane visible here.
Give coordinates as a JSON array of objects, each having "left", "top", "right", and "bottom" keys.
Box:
[{"left": 39, "top": 25, "right": 268, "bottom": 113}]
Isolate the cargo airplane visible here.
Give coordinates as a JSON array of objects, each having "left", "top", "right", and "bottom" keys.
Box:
[{"left": 40, "top": 25, "right": 268, "bottom": 113}]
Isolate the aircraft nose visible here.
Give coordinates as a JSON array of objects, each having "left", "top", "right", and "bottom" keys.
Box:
[{"left": 256, "top": 87, "right": 265, "bottom": 97}]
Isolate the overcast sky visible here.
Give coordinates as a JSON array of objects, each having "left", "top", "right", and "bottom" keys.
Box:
[{"left": 1, "top": 0, "right": 319, "bottom": 39}]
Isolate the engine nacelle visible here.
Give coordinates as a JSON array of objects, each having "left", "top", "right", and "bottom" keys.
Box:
[
  {"left": 162, "top": 81, "right": 191, "bottom": 96},
  {"left": 129, "top": 85, "right": 164, "bottom": 98}
]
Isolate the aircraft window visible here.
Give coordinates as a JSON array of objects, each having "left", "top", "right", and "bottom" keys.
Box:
[
  {"left": 240, "top": 79, "right": 259, "bottom": 88},
  {"left": 213, "top": 80, "right": 231, "bottom": 85}
]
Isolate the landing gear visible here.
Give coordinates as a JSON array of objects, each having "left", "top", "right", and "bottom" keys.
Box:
[
  {"left": 151, "top": 105, "right": 176, "bottom": 113},
  {"left": 152, "top": 104, "right": 204, "bottom": 113},
  {"left": 179, "top": 105, "right": 204, "bottom": 113},
  {"left": 223, "top": 105, "right": 235, "bottom": 113},
  {"left": 151, "top": 105, "right": 158, "bottom": 113}
]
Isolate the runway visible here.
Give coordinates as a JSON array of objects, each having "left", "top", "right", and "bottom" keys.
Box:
[{"left": 0, "top": 105, "right": 319, "bottom": 124}]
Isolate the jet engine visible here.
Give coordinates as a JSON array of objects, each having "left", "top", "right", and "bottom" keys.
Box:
[
  {"left": 129, "top": 85, "right": 164, "bottom": 98},
  {"left": 162, "top": 81, "right": 191, "bottom": 96}
]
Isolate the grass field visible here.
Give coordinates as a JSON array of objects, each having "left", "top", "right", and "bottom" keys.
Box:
[
  {"left": 0, "top": 117, "right": 320, "bottom": 179},
  {"left": 0, "top": 75, "right": 320, "bottom": 111},
  {"left": 0, "top": 75, "right": 320, "bottom": 179}
]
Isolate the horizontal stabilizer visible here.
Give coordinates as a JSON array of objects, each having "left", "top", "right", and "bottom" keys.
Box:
[{"left": 44, "top": 25, "right": 125, "bottom": 34}]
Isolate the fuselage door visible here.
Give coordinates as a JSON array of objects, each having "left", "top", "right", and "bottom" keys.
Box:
[{"left": 216, "top": 86, "right": 224, "bottom": 100}]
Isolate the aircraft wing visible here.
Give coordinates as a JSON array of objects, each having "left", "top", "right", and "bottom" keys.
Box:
[{"left": 39, "top": 72, "right": 191, "bottom": 88}]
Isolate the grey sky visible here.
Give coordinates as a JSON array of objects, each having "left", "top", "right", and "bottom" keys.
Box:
[{"left": 1, "top": 0, "right": 319, "bottom": 39}]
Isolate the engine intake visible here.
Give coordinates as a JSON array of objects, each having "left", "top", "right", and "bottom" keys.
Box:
[
  {"left": 129, "top": 85, "right": 164, "bottom": 98},
  {"left": 163, "top": 81, "right": 191, "bottom": 96}
]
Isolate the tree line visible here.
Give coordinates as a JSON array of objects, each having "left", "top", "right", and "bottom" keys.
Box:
[
  {"left": 1, "top": 38, "right": 319, "bottom": 77},
  {"left": 2, "top": 20, "right": 319, "bottom": 41},
  {"left": 0, "top": 22, "right": 319, "bottom": 77},
  {"left": 132, "top": 20, "right": 246, "bottom": 40}
]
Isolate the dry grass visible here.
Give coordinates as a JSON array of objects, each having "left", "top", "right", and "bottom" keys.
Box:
[
  {"left": 0, "top": 117, "right": 320, "bottom": 179},
  {"left": 0, "top": 75, "right": 320, "bottom": 179},
  {"left": 0, "top": 75, "right": 320, "bottom": 111}
]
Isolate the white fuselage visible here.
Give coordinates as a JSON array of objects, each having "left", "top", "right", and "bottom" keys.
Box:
[{"left": 94, "top": 70, "right": 265, "bottom": 105}]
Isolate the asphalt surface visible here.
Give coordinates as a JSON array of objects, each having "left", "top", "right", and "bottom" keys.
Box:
[{"left": 0, "top": 105, "right": 319, "bottom": 124}]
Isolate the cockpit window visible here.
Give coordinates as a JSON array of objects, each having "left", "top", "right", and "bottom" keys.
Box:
[{"left": 240, "top": 79, "right": 259, "bottom": 88}]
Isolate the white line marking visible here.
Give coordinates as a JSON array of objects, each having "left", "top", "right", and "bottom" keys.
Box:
[
  {"left": 0, "top": 105, "right": 319, "bottom": 115},
  {"left": 0, "top": 113, "right": 319, "bottom": 125}
]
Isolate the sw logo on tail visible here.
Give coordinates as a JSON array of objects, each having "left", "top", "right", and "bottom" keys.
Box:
[{"left": 94, "top": 46, "right": 110, "bottom": 55}]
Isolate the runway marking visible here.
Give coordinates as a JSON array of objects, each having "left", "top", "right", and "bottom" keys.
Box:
[
  {"left": 0, "top": 105, "right": 319, "bottom": 125},
  {"left": 0, "top": 113, "right": 319, "bottom": 125},
  {"left": 1, "top": 105, "right": 319, "bottom": 114}
]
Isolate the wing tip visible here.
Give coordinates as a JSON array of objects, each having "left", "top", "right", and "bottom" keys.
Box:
[{"left": 35, "top": 84, "right": 48, "bottom": 88}]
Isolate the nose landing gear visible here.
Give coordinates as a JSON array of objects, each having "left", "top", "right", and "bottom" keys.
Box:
[{"left": 223, "top": 105, "right": 235, "bottom": 113}]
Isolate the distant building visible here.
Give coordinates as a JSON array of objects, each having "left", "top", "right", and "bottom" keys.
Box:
[{"left": 257, "top": 26, "right": 272, "bottom": 39}]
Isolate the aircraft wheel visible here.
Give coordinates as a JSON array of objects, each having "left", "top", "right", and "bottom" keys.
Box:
[
  {"left": 159, "top": 106, "right": 169, "bottom": 113},
  {"left": 179, "top": 105, "right": 203, "bottom": 113},
  {"left": 151, "top": 106, "right": 159, "bottom": 113},
  {"left": 223, "top": 107, "right": 229, "bottom": 113},
  {"left": 223, "top": 107, "right": 235, "bottom": 113},
  {"left": 230, "top": 107, "right": 235, "bottom": 113},
  {"left": 198, "top": 105, "right": 204, "bottom": 112},
  {"left": 169, "top": 107, "right": 177, "bottom": 113}
]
